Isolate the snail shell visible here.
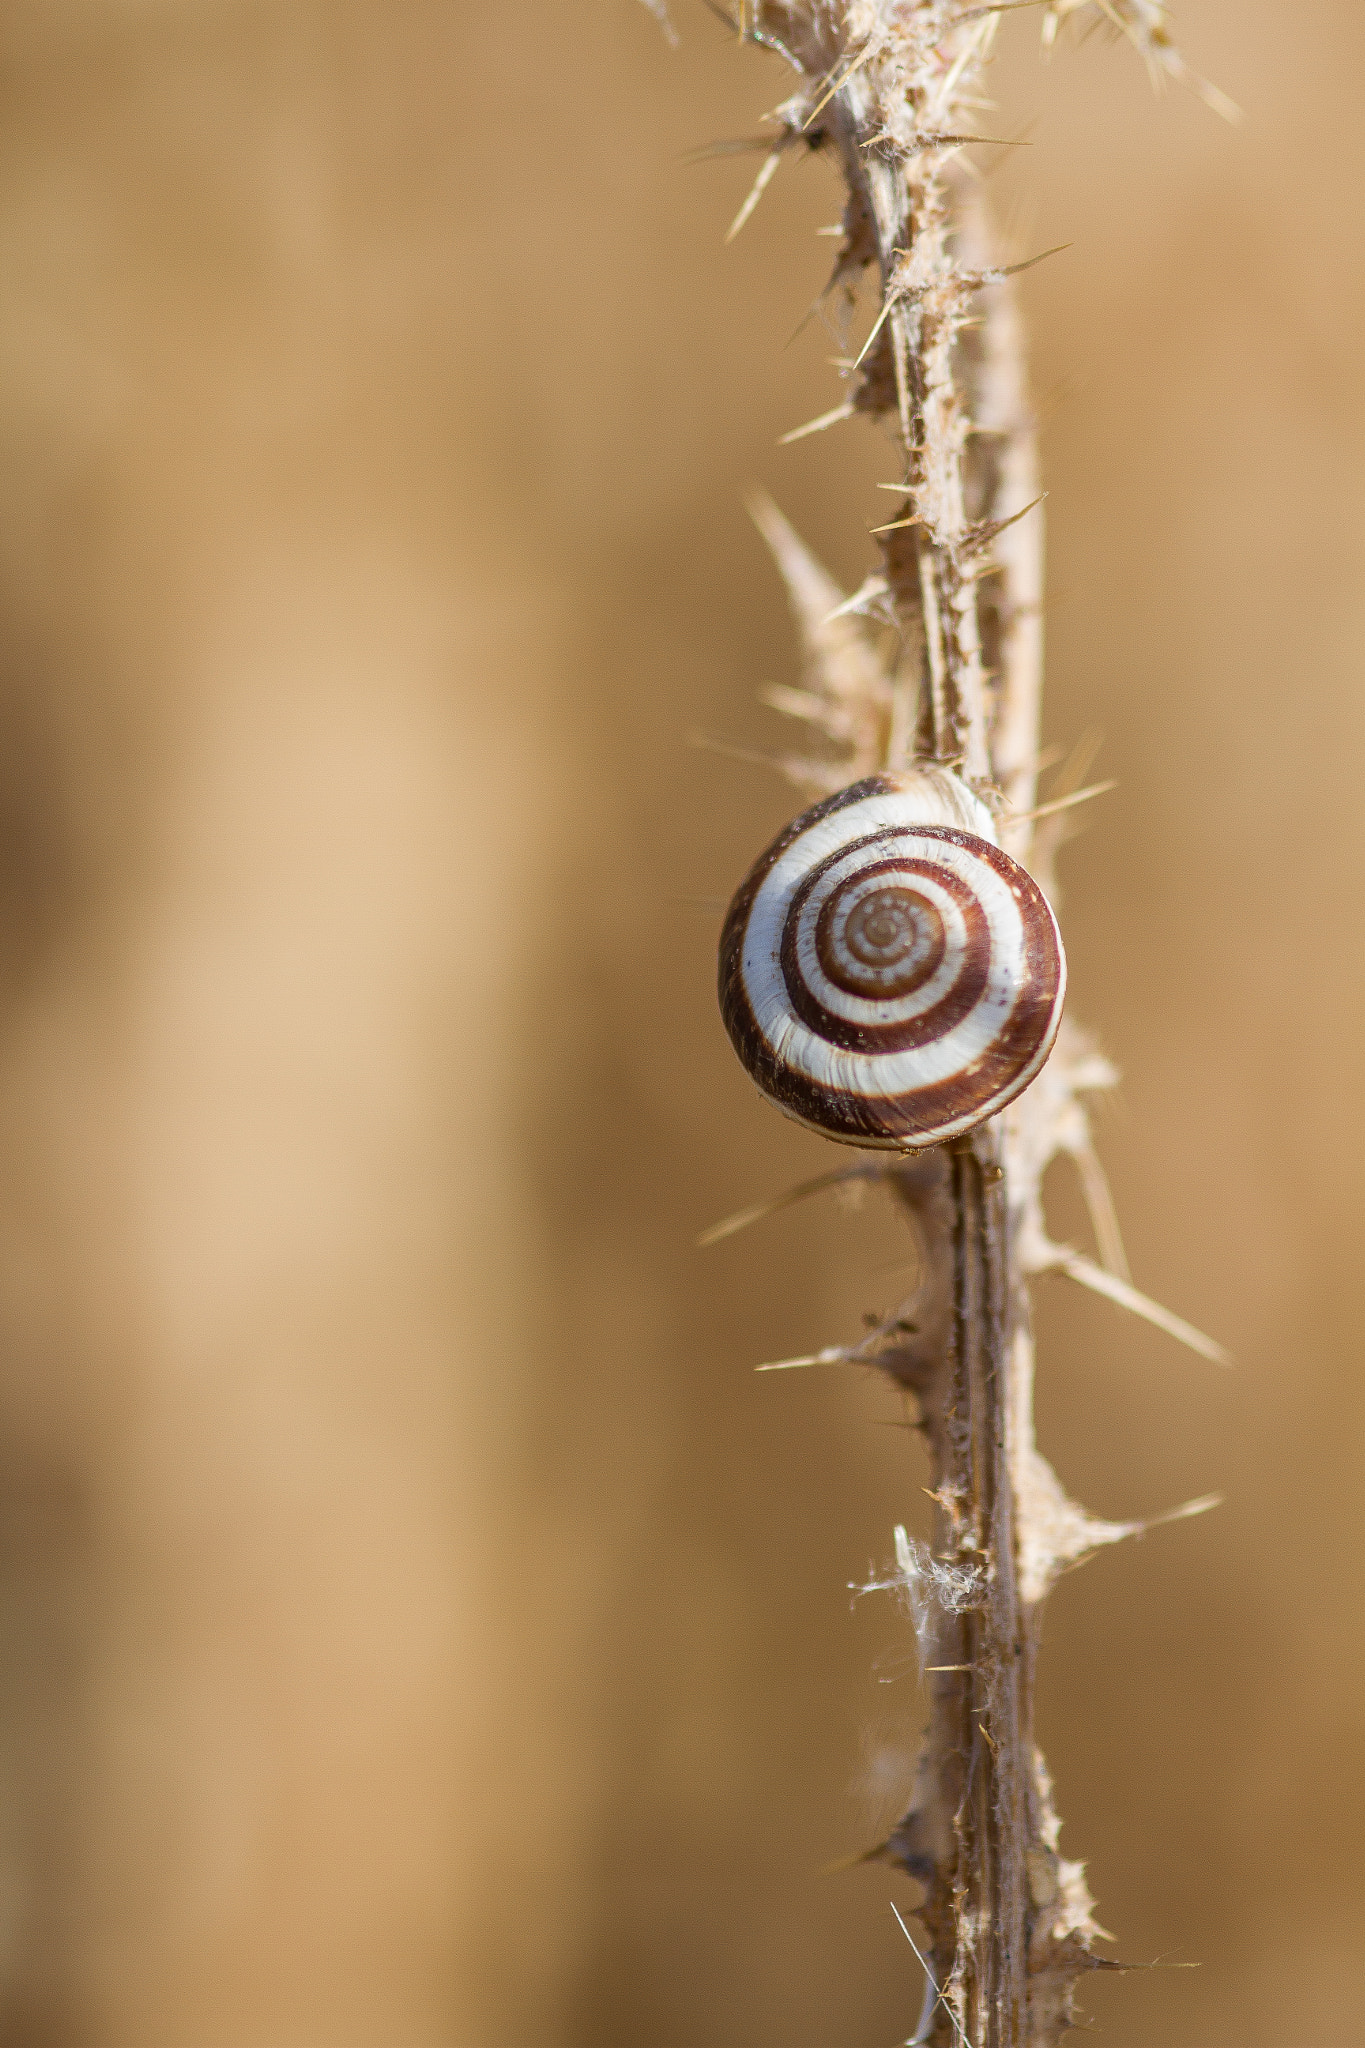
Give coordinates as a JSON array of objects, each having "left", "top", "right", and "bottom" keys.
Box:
[{"left": 717, "top": 769, "right": 1065, "bottom": 1150}]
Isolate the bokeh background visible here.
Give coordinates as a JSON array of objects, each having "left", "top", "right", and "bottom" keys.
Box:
[{"left": 0, "top": 1, "right": 1359, "bottom": 2042}]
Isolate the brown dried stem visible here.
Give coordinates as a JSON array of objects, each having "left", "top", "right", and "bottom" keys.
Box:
[
  {"left": 667, "top": 3, "right": 1225, "bottom": 2042},
  {"left": 728, "top": 9, "right": 1096, "bottom": 2039}
]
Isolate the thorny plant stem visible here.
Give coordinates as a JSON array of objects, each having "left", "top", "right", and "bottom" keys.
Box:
[
  {"left": 721, "top": 8, "right": 1092, "bottom": 2041},
  {"left": 662, "top": 3, "right": 1228, "bottom": 2042},
  {"left": 881, "top": 1131, "right": 1064, "bottom": 2048},
  {"left": 912, "top": 1135, "right": 1028, "bottom": 2044}
]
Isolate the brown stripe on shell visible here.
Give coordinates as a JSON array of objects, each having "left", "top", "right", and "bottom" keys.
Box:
[
  {"left": 821, "top": 883, "right": 946, "bottom": 996},
  {"left": 781, "top": 840, "right": 990, "bottom": 1054},
  {"left": 716, "top": 774, "right": 906, "bottom": 1065},
  {"left": 717, "top": 781, "right": 1064, "bottom": 1150},
  {"left": 740, "top": 932, "right": 1061, "bottom": 1147}
]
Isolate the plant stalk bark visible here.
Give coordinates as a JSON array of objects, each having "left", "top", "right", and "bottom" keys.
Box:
[
  {"left": 670, "top": 4, "right": 1224, "bottom": 2040},
  {"left": 725, "top": 8, "right": 1110, "bottom": 2041}
]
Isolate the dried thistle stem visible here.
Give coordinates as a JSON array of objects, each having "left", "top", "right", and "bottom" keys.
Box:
[
  {"left": 669, "top": 4, "right": 1226, "bottom": 2042},
  {"left": 726, "top": 11, "right": 1094, "bottom": 2037}
]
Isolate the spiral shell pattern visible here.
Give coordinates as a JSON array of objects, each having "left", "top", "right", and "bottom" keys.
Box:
[{"left": 718, "top": 773, "right": 1065, "bottom": 1149}]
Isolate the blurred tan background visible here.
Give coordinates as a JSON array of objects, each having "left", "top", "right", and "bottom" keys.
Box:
[{"left": 0, "top": 1, "right": 1359, "bottom": 2043}]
